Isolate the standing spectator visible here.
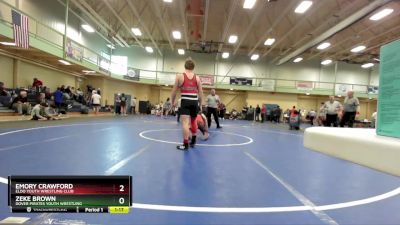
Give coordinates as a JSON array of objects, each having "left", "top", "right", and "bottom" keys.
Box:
[
  {"left": 60, "top": 85, "right": 66, "bottom": 93},
  {"left": 131, "top": 97, "right": 137, "bottom": 114},
  {"left": 91, "top": 90, "right": 101, "bottom": 114},
  {"left": 32, "top": 78, "right": 43, "bottom": 92},
  {"left": 324, "top": 96, "right": 342, "bottom": 127},
  {"left": 163, "top": 98, "right": 172, "bottom": 117},
  {"left": 76, "top": 88, "right": 84, "bottom": 103},
  {"left": 0, "top": 82, "right": 11, "bottom": 107},
  {"left": 219, "top": 102, "right": 226, "bottom": 121},
  {"left": 261, "top": 105, "right": 267, "bottom": 123},
  {"left": 206, "top": 89, "right": 221, "bottom": 129},
  {"left": 308, "top": 109, "right": 316, "bottom": 125},
  {"left": 115, "top": 94, "right": 121, "bottom": 115},
  {"left": 97, "top": 88, "right": 101, "bottom": 96},
  {"left": 255, "top": 104, "right": 261, "bottom": 121},
  {"left": 273, "top": 106, "right": 282, "bottom": 123},
  {"left": 12, "top": 91, "right": 31, "bottom": 115},
  {"left": 340, "top": 91, "right": 359, "bottom": 128},
  {"left": 53, "top": 87, "right": 63, "bottom": 113},
  {"left": 120, "top": 93, "right": 127, "bottom": 116},
  {"left": 371, "top": 111, "right": 377, "bottom": 128}
]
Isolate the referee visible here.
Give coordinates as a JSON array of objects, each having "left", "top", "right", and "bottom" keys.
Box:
[{"left": 206, "top": 89, "right": 222, "bottom": 129}]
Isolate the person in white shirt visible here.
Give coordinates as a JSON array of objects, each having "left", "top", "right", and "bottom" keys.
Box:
[
  {"left": 324, "top": 96, "right": 342, "bottom": 127},
  {"left": 206, "top": 89, "right": 221, "bottom": 128},
  {"left": 91, "top": 90, "right": 101, "bottom": 114},
  {"left": 131, "top": 97, "right": 137, "bottom": 114}
]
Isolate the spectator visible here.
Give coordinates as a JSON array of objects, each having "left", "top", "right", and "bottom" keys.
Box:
[
  {"left": 76, "top": 88, "right": 83, "bottom": 103},
  {"left": 261, "top": 105, "right": 267, "bottom": 123},
  {"left": 283, "top": 109, "right": 290, "bottom": 123},
  {"left": 308, "top": 109, "right": 316, "bottom": 125},
  {"left": 115, "top": 93, "right": 121, "bottom": 115},
  {"left": 163, "top": 98, "right": 171, "bottom": 117},
  {"left": 371, "top": 111, "right": 377, "bottom": 128},
  {"left": 206, "top": 89, "right": 221, "bottom": 128},
  {"left": 91, "top": 90, "right": 101, "bottom": 114},
  {"left": 255, "top": 104, "right": 261, "bottom": 121},
  {"left": 120, "top": 93, "right": 127, "bottom": 116},
  {"left": 53, "top": 87, "right": 63, "bottom": 113},
  {"left": 131, "top": 97, "right": 137, "bottom": 114},
  {"left": 32, "top": 78, "right": 43, "bottom": 92},
  {"left": 65, "top": 86, "right": 72, "bottom": 95},
  {"left": 0, "top": 82, "right": 9, "bottom": 96},
  {"left": 31, "top": 103, "right": 47, "bottom": 120},
  {"left": 60, "top": 85, "right": 66, "bottom": 93},
  {"left": 273, "top": 106, "right": 282, "bottom": 123},
  {"left": 340, "top": 91, "right": 359, "bottom": 128},
  {"left": 12, "top": 91, "right": 31, "bottom": 115},
  {"left": 324, "top": 96, "right": 342, "bottom": 127},
  {"left": 219, "top": 102, "right": 226, "bottom": 121},
  {"left": 97, "top": 88, "right": 101, "bottom": 96}
]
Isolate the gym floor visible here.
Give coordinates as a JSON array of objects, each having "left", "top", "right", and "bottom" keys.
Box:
[{"left": 0, "top": 116, "right": 399, "bottom": 225}]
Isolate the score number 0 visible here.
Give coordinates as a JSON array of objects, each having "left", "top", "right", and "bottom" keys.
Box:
[{"left": 119, "top": 185, "right": 125, "bottom": 205}]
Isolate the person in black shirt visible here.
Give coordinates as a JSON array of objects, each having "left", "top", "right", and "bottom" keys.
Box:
[
  {"left": 256, "top": 104, "right": 261, "bottom": 121},
  {"left": 12, "top": 91, "right": 31, "bottom": 115}
]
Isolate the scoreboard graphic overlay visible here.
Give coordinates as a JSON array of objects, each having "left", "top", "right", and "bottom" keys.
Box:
[{"left": 8, "top": 176, "right": 132, "bottom": 213}]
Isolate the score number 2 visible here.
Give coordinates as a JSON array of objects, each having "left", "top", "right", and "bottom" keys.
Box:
[{"left": 119, "top": 185, "right": 125, "bottom": 205}]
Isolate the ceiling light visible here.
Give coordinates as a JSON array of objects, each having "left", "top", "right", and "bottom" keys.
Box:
[
  {"left": 264, "top": 38, "right": 275, "bottom": 46},
  {"left": 230, "top": 88, "right": 234, "bottom": 91},
  {"left": 317, "top": 42, "right": 331, "bottom": 50},
  {"left": 306, "top": 93, "right": 310, "bottom": 95},
  {"left": 131, "top": 28, "right": 142, "bottom": 36},
  {"left": 163, "top": 0, "right": 172, "bottom": 2},
  {"left": 58, "top": 59, "right": 71, "bottom": 65},
  {"left": 369, "top": 8, "right": 394, "bottom": 21},
  {"left": 0, "top": 42, "right": 16, "bottom": 46},
  {"left": 361, "top": 63, "right": 374, "bottom": 68},
  {"left": 172, "top": 31, "right": 181, "bottom": 40},
  {"left": 243, "top": 0, "right": 257, "bottom": 9},
  {"left": 106, "top": 44, "right": 115, "bottom": 49},
  {"left": 178, "top": 49, "right": 185, "bottom": 55},
  {"left": 351, "top": 45, "right": 366, "bottom": 53},
  {"left": 145, "top": 46, "right": 153, "bottom": 53},
  {"left": 321, "top": 59, "right": 332, "bottom": 65},
  {"left": 81, "top": 24, "right": 95, "bottom": 33},
  {"left": 228, "top": 35, "right": 238, "bottom": 44},
  {"left": 82, "top": 70, "right": 95, "bottom": 74},
  {"left": 338, "top": 95, "right": 342, "bottom": 98},
  {"left": 373, "top": 58, "right": 380, "bottom": 62},
  {"left": 251, "top": 54, "right": 259, "bottom": 61},
  {"left": 293, "top": 57, "right": 303, "bottom": 63},
  {"left": 295, "top": 1, "right": 313, "bottom": 14},
  {"left": 222, "top": 52, "right": 230, "bottom": 59}
]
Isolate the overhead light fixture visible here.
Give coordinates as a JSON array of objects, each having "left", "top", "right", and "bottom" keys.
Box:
[
  {"left": 295, "top": 1, "right": 313, "bottom": 14},
  {"left": 106, "top": 44, "right": 115, "bottom": 49},
  {"left": 338, "top": 95, "right": 342, "bottom": 98},
  {"left": 251, "top": 54, "right": 259, "bottom": 61},
  {"left": 59, "top": 59, "right": 71, "bottom": 65},
  {"left": 293, "top": 57, "right": 303, "bottom": 63},
  {"left": 82, "top": 70, "right": 95, "bottom": 74},
  {"left": 165, "top": 84, "right": 169, "bottom": 86},
  {"left": 317, "top": 42, "right": 331, "bottom": 50},
  {"left": 264, "top": 38, "right": 275, "bottom": 46},
  {"left": 81, "top": 24, "right": 95, "bottom": 33},
  {"left": 163, "top": 0, "right": 172, "bottom": 2},
  {"left": 243, "top": 0, "right": 257, "bottom": 9},
  {"left": 228, "top": 35, "right": 238, "bottom": 44},
  {"left": 0, "top": 42, "right": 16, "bottom": 46},
  {"left": 373, "top": 58, "right": 380, "bottom": 62},
  {"left": 230, "top": 88, "right": 234, "bottom": 91},
  {"left": 321, "top": 59, "right": 332, "bottom": 65},
  {"left": 361, "top": 63, "right": 374, "bottom": 69},
  {"left": 351, "top": 45, "right": 366, "bottom": 53},
  {"left": 369, "top": 8, "right": 393, "bottom": 21},
  {"left": 222, "top": 52, "right": 230, "bottom": 59},
  {"left": 145, "top": 46, "right": 153, "bottom": 53},
  {"left": 306, "top": 93, "right": 310, "bottom": 96},
  {"left": 172, "top": 31, "right": 181, "bottom": 40},
  {"left": 131, "top": 28, "right": 142, "bottom": 36},
  {"left": 178, "top": 49, "right": 185, "bottom": 55}
]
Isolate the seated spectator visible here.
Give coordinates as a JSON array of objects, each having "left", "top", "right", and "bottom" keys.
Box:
[
  {"left": 0, "top": 82, "right": 9, "bottom": 96},
  {"left": 60, "top": 85, "right": 66, "bottom": 93},
  {"left": 32, "top": 78, "right": 43, "bottom": 92},
  {"left": 44, "top": 104, "right": 61, "bottom": 120},
  {"left": 0, "top": 82, "right": 11, "bottom": 107},
  {"left": 12, "top": 91, "right": 31, "bottom": 115},
  {"left": 75, "top": 88, "right": 83, "bottom": 103},
  {"left": 31, "top": 103, "right": 47, "bottom": 120}
]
